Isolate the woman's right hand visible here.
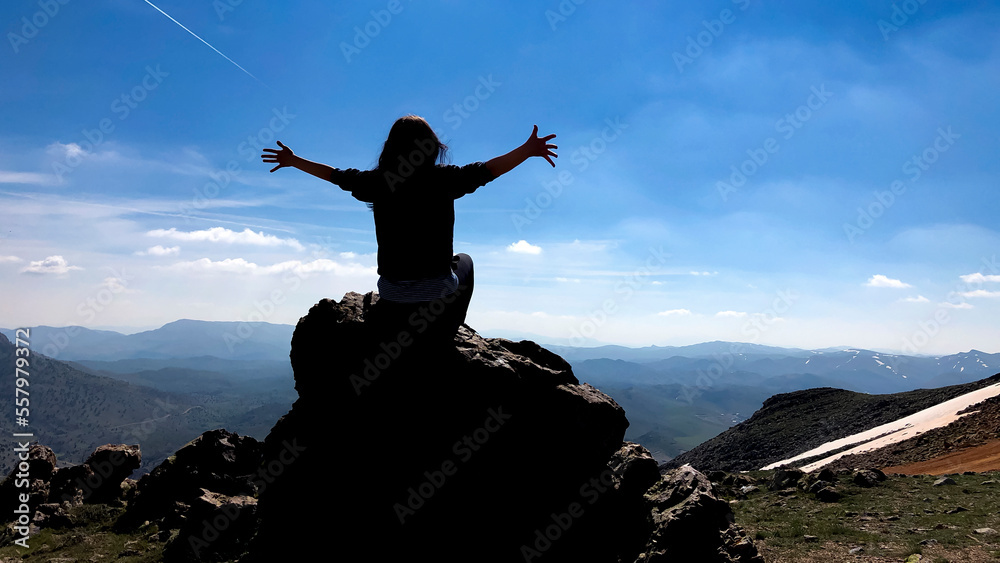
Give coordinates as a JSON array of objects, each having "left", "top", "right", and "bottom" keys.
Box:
[
  {"left": 524, "top": 125, "right": 558, "bottom": 167},
  {"left": 261, "top": 141, "right": 296, "bottom": 172}
]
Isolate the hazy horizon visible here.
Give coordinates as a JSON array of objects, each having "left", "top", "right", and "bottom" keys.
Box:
[{"left": 2, "top": 1, "right": 998, "bottom": 356}]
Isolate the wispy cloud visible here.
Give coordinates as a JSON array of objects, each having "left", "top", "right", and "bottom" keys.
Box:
[
  {"left": 959, "top": 289, "right": 1000, "bottom": 299},
  {"left": 658, "top": 308, "right": 692, "bottom": 316},
  {"left": 147, "top": 227, "right": 304, "bottom": 251},
  {"left": 20, "top": 255, "right": 83, "bottom": 275},
  {"left": 0, "top": 171, "right": 60, "bottom": 186},
  {"left": 716, "top": 310, "right": 748, "bottom": 318},
  {"left": 865, "top": 274, "right": 912, "bottom": 288},
  {"left": 136, "top": 245, "right": 180, "bottom": 257},
  {"left": 960, "top": 273, "right": 1000, "bottom": 284},
  {"left": 0, "top": 256, "right": 23, "bottom": 263},
  {"left": 162, "top": 257, "right": 376, "bottom": 277},
  {"left": 900, "top": 295, "right": 930, "bottom": 303}
]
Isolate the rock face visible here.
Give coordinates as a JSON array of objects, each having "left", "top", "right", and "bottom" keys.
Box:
[
  {"left": 116, "top": 429, "right": 262, "bottom": 562},
  {"left": 241, "top": 292, "right": 762, "bottom": 563}
]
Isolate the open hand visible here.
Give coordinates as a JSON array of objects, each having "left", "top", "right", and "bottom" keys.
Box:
[
  {"left": 525, "top": 125, "right": 557, "bottom": 167},
  {"left": 261, "top": 141, "right": 295, "bottom": 173}
]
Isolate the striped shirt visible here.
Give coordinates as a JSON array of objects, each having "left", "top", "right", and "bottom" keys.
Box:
[{"left": 377, "top": 271, "right": 459, "bottom": 303}]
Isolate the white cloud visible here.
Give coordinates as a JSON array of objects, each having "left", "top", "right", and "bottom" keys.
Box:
[
  {"left": 163, "top": 257, "right": 377, "bottom": 277},
  {"left": 900, "top": 295, "right": 930, "bottom": 303},
  {"left": 960, "top": 273, "right": 1000, "bottom": 284},
  {"left": 865, "top": 274, "right": 912, "bottom": 288},
  {"left": 147, "top": 227, "right": 305, "bottom": 251},
  {"left": 689, "top": 271, "right": 718, "bottom": 276},
  {"left": 0, "top": 255, "right": 23, "bottom": 263},
  {"left": 0, "top": 171, "right": 60, "bottom": 186},
  {"left": 136, "top": 245, "right": 180, "bottom": 256},
  {"left": 555, "top": 277, "right": 581, "bottom": 283},
  {"left": 20, "top": 255, "right": 83, "bottom": 275},
  {"left": 716, "top": 310, "right": 748, "bottom": 318},
  {"left": 959, "top": 289, "right": 1000, "bottom": 299},
  {"left": 658, "top": 309, "right": 692, "bottom": 317},
  {"left": 507, "top": 240, "right": 542, "bottom": 255},
  {"left": 941, "top": 301, "right": 974, "bottom": 309}
]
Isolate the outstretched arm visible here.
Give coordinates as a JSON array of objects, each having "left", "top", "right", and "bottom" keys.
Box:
[
  {"left": 261, "top": 141, "right": 334, "bottom": 181},
  {"left": 485, "top": 125, "right": 557, "bottom": 178}
]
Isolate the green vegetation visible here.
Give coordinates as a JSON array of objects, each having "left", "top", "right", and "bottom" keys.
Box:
[
  {"left": 0, "top": 505, "right": 165, "bottom": 562},
  {"left": 723, "top": 470, "right": 1000, "bottom": 562}
]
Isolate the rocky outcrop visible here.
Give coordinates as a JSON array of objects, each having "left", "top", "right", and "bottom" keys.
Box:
[
  {"left": 116, "top": 429, "right": 262, "bottom": 562},
  {"left": 0, "top": 292, "right": 763, "bottom": 562},
  {"left": 241, "top": 292, "right": 761, "bottom": 563}
]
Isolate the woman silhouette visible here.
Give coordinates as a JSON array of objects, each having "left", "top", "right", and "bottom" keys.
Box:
[{"left": 262, "top": 115, "right": 556, "bottom": 337}]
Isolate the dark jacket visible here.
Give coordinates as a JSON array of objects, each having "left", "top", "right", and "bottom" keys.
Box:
[{"left": 329, "top": 163, "right": 495, "bottom": 280}]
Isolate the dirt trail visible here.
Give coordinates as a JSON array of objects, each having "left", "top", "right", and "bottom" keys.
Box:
[{"left": 883, "top": 439, "right": 1000, "bottom": 475}]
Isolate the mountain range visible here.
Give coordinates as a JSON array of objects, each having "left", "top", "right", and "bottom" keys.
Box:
[{"left": 3, "top": 321, "right": 996, "bottom": 468}]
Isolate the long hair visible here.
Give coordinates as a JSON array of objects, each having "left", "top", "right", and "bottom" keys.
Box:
[{"left": 376, "top": 115, "right": 449, "bottom": 179}]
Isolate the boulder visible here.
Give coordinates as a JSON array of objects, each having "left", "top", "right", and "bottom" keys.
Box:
[
  {"left": 636, "top": 465, "right": 764, "bottom": 562},
  {"left": 117, "top": 429, "right": 261, "bottom": 540},
  {"left": 238, "top": 292, "right": 762, "bottom": 563},
  {"left": 852, "top": 468, "right": 886, "bottom": 488},
  {"left": 50, "top": 444, "right": 141, "bottom": 505},
  {"left": 769, "top": 468, "right": 805, "bottom": 491}
]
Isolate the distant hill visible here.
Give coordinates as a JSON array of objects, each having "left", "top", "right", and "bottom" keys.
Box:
[
  {"left": 0, "top": 331, "right": 294, "bottom": 476},
  {"left": 661, "top": 373, "right": 1000, "bottom": 472},
  {"left": 565, "top": 343, "right": 999, "bottom": 394},
  {"left": 0, "top": 319, "right": 295, "bottom": 362}
]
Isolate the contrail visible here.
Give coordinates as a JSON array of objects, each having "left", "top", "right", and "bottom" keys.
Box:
[{"left": 142, "top": 0, "right": 262, "bottom": 84}]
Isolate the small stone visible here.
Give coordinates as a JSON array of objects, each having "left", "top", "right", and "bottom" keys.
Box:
[
  {"left": 815, "top": 486, "right": 841, "bottom": 502},
  {"left": 848, "top": 546, "right": 864, "bottom": 554},
  {"left": 944, "top": 506, "right": 969, "bottom": 514},
  {"left": 803, "top": 535, "right": 819, "bottom": 542},
  {"left": 934, "top": 477, "right": 957, "bottom": 486},
  {"left": 974, "top": 528, "right": 997, "bottom": 535}
]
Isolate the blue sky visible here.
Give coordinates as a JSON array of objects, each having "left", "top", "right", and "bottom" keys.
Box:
[{"left": 2, "top": 0, "right": 998, "bottom": 354}]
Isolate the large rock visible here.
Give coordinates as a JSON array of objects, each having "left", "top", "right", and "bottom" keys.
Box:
[
  {"left": 116, "top": 428, "right": 262, "bottom": 561},
  {"left": 238, "top": 292, "right": 761, "bottom": 563},
  {"left": 636, "top": 465, "right": 764, "bottom": 562}
]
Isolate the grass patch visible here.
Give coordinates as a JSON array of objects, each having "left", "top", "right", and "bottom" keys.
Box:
[{"left": 722, "top": 470, "right": 1000, "bottom": 562}]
